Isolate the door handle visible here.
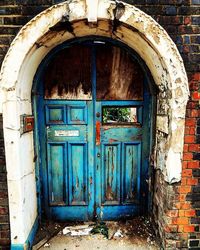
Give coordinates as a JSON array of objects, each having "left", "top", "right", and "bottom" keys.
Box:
[
  {"left": 96, "top": 112, "right": 100, "bottom": 118},
  {"left": 96, "top": 121, "right": 101, "bottom": 146}
]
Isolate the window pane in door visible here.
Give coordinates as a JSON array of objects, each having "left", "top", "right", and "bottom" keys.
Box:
[
  {"left": 102, "top": 107, "right": 138, "bottom": 124},
  {"left": 44, "top": 45, "right": 92, "bottom": 100},
  {"left": 96, "top": 45, "right": 143, "bottom": 100}
]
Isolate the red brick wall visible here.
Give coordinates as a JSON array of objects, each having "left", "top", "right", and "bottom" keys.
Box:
[
  {"left": 183, "top": 72, "right": 200, "bottom": 249},
  {"left": 153, "top": 73, "right": 200, "bottom": 249}
]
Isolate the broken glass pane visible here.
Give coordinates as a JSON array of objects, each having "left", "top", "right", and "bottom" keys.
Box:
[{"left": 102, "top": 107, "right": 137, "bottom": 124}]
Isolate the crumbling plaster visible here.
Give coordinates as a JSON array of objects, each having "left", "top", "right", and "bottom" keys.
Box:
[{"left": 0, "top": 0, "right": 189, "bottom": 245}]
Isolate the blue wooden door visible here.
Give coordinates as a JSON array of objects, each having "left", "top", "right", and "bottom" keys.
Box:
[
  {"left": 44, "top": 100, "right": 94, "bottom": 220},
  {"left": 37, "top": 39, "right": 151, "bottom": 221},
  {"left": 94, "top": 43, "right": 149, "bottom": 220},
  {"left": 95, "top": 101, "right": 143, "bottom": 220}
]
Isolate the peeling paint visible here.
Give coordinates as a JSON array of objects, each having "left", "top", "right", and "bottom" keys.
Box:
[
  {"left": 45, "top": 84, "right": 92, "bottom": 100},
  {"left": 0, "top": 0, "right": 189, "bottom": 246}
]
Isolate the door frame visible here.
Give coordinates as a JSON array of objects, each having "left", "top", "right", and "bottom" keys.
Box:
[{"left": 32, "top": 36, "right": 157, "bottom": 221}]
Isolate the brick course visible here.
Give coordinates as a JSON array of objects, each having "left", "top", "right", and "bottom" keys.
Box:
[
  {"left": 0, "top": 115, "right": 10, "bottom": 250},
  {"left": 0, "top": 0, "right": 199, "bottom": 249},
  {"left": 153, "top": 73, "right": 200, "bottom": 249}
]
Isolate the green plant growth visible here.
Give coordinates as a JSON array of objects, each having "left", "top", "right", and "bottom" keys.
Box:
[
  {"left": 91, "top": 222, "right": 109, "bottom": 239},
  {"left": 103, "top": 107, "right": 131, "bottom": 123}
]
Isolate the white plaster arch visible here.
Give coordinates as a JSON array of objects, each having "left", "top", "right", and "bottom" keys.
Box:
[{"left": 0, "top": 0, "right": 189, "bottom": 247}]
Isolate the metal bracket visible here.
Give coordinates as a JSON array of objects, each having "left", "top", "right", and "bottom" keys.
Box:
[{"left": 20, "top": 115, "right": 34, "bottom": 134}]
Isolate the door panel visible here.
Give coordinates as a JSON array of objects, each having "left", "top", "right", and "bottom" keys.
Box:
[
  {"left": 46, "top": 105, "right": 66, "bottom": 124},
  {"left": 101, "top": 127, "right": 142, "bottom": 142},
  {"left": 68, "top": 142, "right": 88, "bottom": 206},
  {"left": 102, "top": 143, "right": 121, "bottom": 205},
  {"left": 122, "top": 142, "right": 141, "bottom": 204},
  {"left": 68, "top": 105, "right": 87, "bottom": 124},
  {"left": 47, "top": 142, "right": 66, "bottom": 206}
]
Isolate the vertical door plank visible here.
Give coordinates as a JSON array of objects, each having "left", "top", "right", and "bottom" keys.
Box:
[
  {"left": 47, "top": 143, "right": 66, "bottom": 205},
  {"left": 69, "top": 143, "right": 87, "bottom": 205},
  {"left": 123, "top": 143, "right": 141, "bottom": 203},
  {"left": 102, "top": 143, "right": 120, "bottom": 205}
]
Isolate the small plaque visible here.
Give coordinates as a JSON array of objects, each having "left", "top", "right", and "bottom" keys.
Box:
[
  {"left": 21, "top": 115, "right": 34, "bottom": 134},
  {"left": 55, "top": 130, "right": 79, "bottom": 137}
]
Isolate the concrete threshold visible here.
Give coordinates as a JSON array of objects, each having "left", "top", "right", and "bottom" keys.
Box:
[{"left": 33, "top": 217, "right": 160, "bottom": 250}]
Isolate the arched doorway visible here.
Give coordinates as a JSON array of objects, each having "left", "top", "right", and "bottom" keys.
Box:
[
  {"left": 0, "top": 0, "right": 189, "bottom": 247},
  {"left": 33, "top": 37, "right": 156, "bottom": 221}
]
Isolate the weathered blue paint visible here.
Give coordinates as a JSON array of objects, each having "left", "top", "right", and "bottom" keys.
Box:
[
  {"left": 95, "top": 100, "right": 143, "bottom": 220},
  {"left": 11, "top": 244, "right": 25, "bottom": 250},
  {"left": 43, "top": 100, "right": 92, "bottom": 220},
  {"left": 68, "top": 142, "right": 88, "bottom": 205},
  {"left": 32, "top": 37, "right": 155, "bottom": 221},
  {"left": 47, "top": 142, "right": 66, "bottom": 205}
]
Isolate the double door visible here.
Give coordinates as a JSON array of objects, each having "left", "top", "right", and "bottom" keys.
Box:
[{"left": 38, "top": 40, "right": 150, "bottom": 221}]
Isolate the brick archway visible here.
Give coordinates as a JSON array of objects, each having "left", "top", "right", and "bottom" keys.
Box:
[{"left": 0, "top": 0, "right": 189, "bottom": 248}]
